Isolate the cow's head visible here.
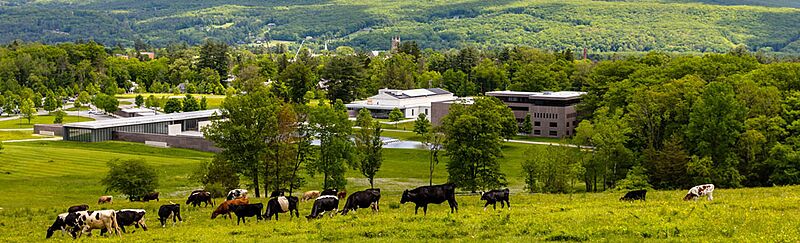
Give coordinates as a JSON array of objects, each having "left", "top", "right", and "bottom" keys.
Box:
[
  {"left": 400, "top": 190, "right": 410, "bottom": 204},
  {"left": 480, "top": 192, "right": 491, "bottom": 201},
  {"left": 682, "top": 193, "right": 697, "bottom": 201}
]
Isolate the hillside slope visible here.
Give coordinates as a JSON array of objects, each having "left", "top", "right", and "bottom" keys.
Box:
[{"left": 0, "top": 0, "right": 798, "bottom": 53}]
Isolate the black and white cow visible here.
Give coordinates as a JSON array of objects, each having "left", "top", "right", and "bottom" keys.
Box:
[
  {"left": 481, "top": 189, "right": 511, "bottom": 211},
  {"left": 157, "top": 204, "right": 182, "bottom": 227},
  {"left": 340, "top": 189, "right": 381, "bottom": 215},
  {"left": 684, "top": 184, "right": 715, "bottom": 201},
  {"left": 226, "top": 189, "right": 248, "bottom": 201},
  {"left": 64, "top": 210, "right": 121, "bottom": 238},
  {"left": 228, "top": 203, "right": 264, "bottom": 225},
  {"left": 67, "top": 204, "right": 89, "bottom": 213},
  {"left": 306, "top": 195, "right": 339, "bottom": 219},
  {"left": 186, "top": 191, "right": 214, "bottom": 207},
  {"left": 45, "top": 213, "right": 69, "bottom": 239},
  {"left": 264, "top": 196, "right": 299, "bottom": 220},
  {"left": 401, "top": 183, "right": 458, "bottom": 215},
  {"left": 620, "top": 190, "right": 647, "bottom": 201},
  {"left": 320, "top": 189, "right": 338, "bottom": 196},
  {"left": 112, "top": 209, "right": 148, "bottom": 233}
]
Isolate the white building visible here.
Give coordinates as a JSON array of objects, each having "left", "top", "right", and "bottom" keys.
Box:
[{"left": 346, "top": 88, "right": 456, "bottom": 119}]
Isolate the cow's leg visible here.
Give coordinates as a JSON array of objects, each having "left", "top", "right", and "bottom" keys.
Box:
[
  {"left": 423, "top": 205, "right": 428, "bottom": 216},
  {"left": 707, "top": 192, "right": 714, "bottom": 201},
  {"left": 448, "top": 199, "right": 458, "bottom": 213},
  {"left": 160, "top": 217, "right": 166, "bottom": 227},
  {"left": 483, "top": 201, "right": 490, "bottom": 211},
  {"left": 140, "top": 219, "right": 148, "bottom": 231},
  {"left": 119, "top": 224, "right": 127, "bottom": 233},
  {"left": 506, "top": 199, "right": 511, "bottom": 210},
  {"left": 177, "top": 211, "right": 183, "bottom": 223},
  {"left": 414, "top": 206, "right": 419, "bottom": 215}
]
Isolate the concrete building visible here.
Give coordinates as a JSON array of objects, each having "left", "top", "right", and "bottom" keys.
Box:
[
  {"left": 486, "top": 91, "right": 585, "bottom": 138},
  {"left": 346, "top": 88, "right": 456, "bottom": 119},
  {"left": 114, "top": 108, "right": 158, "bottom": 117},
  {"left": 63, "top": 109, "right": 219, "bottom": 142}
]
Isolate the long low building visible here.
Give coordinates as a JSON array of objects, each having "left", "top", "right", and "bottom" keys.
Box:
[
  {"left": 346, "top": 88, "right": 456, "bottom": 119},
  {"left": 63, "top": 109, "right": 220, "bottom": 142}
]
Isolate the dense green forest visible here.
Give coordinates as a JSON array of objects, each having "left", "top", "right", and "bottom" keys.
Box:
[{"left": 0, "top": 0, "right": 798, "bottom": 53}]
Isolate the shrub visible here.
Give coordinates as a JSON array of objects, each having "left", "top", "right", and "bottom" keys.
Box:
[{"left": 100, "top": 159, "right": 159, "bottom": 198}]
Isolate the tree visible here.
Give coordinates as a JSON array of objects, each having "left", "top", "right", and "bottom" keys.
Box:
[
  {"left": 19, "top": 98, "right": 36, "bottom": 124},
  {"left": 413, "top": 113, "right": 430, "bottom": 136},
  {"left": 308, "top": 100, "right": 354, "bottom": 189},
  {"left": 77, "top": 91, "right": 91, "bottom": 108},
  {"left": 135, "top": 94, "right": 144, "bottom": 108},
  {"left": 381, "top": 53, "right": 416, "bottom": 89},
  {"left": 388, "top": 108, "right": 403, "bottom": 128},
  {"left": 183, "top": 94, "right": 199, "bottom": 112},
  {"left": 2, "top": 94, "right": 18, "bottom": 116},
  {"left": 43, "top": 95, "right": 59, "bottom": 112},
  {"left": 101, "top": 159, "right": 159, "bottom": 199},
  {"left": 192, "top": 155, "right": 241, "bottom": 197},
  {"left": 278, "top": 62, "right": 316, "bottom": 103},
  {"left": 200, "top": 96, "right": 208, "bottom": 110},
  {"left": 198, "top": 39, "right": 230, "bottom": 79},
  {"left": 322, "top": 55, "right": 365, "bottom": 103},
  {"left": 472, "top": 58, "right": 508, "bottom": 93},
  {"left": 440, "top": 97, "right": 513, "bottom": 191},
  {"left": 53, "top": 110, "right": 66, "bottom": 124},
  {"left": 423, "top": 127, "right": 445, "bottom": 186},
  {"left": 92, "top": 93, "right": 119, "bottom": 114},
  {"left": 355, "top": 120, "right": 383, "bottom": 188},
  {"left": 521, "top": 114, "right": 533, "bottom": 134},
  {"left": 163, "top": 98, "right": 183, "bottom": 113},
  {"left": 522, "top": 145, "right": 584, "bottom": 193}
]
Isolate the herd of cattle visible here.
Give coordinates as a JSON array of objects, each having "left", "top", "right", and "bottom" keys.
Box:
[{"left": 44, "top": 183, "right": 716, "bottom": 239}]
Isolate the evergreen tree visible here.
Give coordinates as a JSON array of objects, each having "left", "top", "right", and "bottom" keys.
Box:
[{"left": 413, "top": 113, "right": 430, "bottom": 136}]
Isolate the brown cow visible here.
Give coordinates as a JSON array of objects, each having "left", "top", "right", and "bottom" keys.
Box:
[
  {"left": 302, "top": 191, "right": 320, "bottom": 202},
  {"left": 211, "top": 197, "right": 249, "bottom": 219},
  {"left": 337, "top": 190, "right": 347, "bottom": 200},
  {"left": 98, "top": 196, "right": 113, "bottom": 204}
]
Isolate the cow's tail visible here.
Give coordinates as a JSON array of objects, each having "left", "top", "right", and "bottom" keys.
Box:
[{"left": 111, "top": 211, "right": 122, "bottom": 238}]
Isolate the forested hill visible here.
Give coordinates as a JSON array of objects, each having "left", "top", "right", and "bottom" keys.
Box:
[{"left": 1, "top": 0, "right": 799, "bottom": 53}]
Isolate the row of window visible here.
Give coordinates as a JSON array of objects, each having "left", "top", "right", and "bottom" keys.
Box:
[
  {"left": 533, "top": 112, "right": 558, "bottom": 119},
  {"left": 532, "top": 130, "right": 574, "bottom": 137},
  {"left": 532, "top": 122, "right": 572, "bottom": 128}
]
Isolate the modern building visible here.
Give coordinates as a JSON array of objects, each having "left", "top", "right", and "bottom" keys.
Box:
[
  {"left": 114, "top": 108, "right": 158, "bottom": 117},
  {"left": 486, "top": 91, "right": 586, "bottom": 138},
  {"left": 63, "top": 109, "right": 219, "bottom": 142},
  {"left": 346, "top": 88, "right": 456, "bottom": 119}
]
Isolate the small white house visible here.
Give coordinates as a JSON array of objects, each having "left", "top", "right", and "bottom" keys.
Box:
[{"left": 346, "top": 88, "right": 457, "bottom": 119}]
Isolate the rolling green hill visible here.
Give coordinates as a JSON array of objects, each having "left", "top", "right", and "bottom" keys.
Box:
[{"left": 0, "top": 0, "right": 798, "bottom": 53}]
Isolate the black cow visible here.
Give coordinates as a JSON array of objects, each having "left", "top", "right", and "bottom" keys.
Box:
[
  {"left": 67, "top": 204, "right": 89, "bottom": 213},
  {"left": 341, "top": 189, "right": 381, "bottom": 215},
  {"left": 269, "top": 189, "right": 287, "bottom": 198},
  {"left": 142, "top": 192, "right": 160, "bottom": 202},
  {"left": 158, "top": 204, "right": 182, "bottom": 227},
  {"left": 306, "top": 195, "right": 339, "bottom": 219},
  {"left": 45, "top": 213, "right": 69, "bottom": 239},
  {"left": 401, "top": 183, "right": 458, "bottom": 215},
  {"left": 481, "top": 189, "right": 511, "bottom": 211},
  {"left": 321, "top": 189, "right": 338, "bottom": 196},
  {"left": 229, "top": 203, "right": 264, "bottom": 225},
  {"left": 186, "top": 191, "right": 214, "bottom": 207},
  {"left": 620, "top": 190, "right": 647, "bottom": 201},
  {"left": 264, "top": 196, "right": 299, "bottom": 220},
  {"left": 111, "top": 209, "right": 148, "bottom": 234}
]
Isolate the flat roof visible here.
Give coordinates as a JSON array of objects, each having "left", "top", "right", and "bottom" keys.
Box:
[
  {"left": 64, "top": 109, "right": 221, "bottom": 129},
  {"left": 380, "top": 88, "right": 452, "bottom": 99},
  {"left": 121, "top": 108, "right": 156, "bottom": 113},
  {"left": 486, "top": 90, "right": 586, "bottom": 99}
]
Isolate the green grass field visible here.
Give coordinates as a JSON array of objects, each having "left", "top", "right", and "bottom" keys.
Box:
[
  {"left": 0, "top": 130, "right": 46, "bottom": 141},
  {"left": 116, "top": 93, "right": 225, "bottom": 109},
  {"left": 0, "top": 141, "right": 798, "bottom": 241},
  {"left": 0, "top": 115, "right": 93, "bottom": 129}
]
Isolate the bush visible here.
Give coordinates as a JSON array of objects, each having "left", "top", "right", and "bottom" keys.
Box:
[
  {"left": 191, "top": 155, "right": 240, "bottom": 197},
  {"left": 100, "top": 159, "right": 159, "bottom": 199},
  {"left": 614, "top": 166, "right": 651, "bottom": 191}
]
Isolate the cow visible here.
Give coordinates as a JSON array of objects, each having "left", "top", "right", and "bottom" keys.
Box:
[
  {"left": 98, "top": 196, "right": 113, "bottom": 204},
  {"left": 67, "top": 204, "right": 89, "bottom": 213},
  {"left": 228, "top": 203, "right": 264, "bottom": 225},
  {"left": 481, "top": 189, "right": 511, "bottom": 211},
  {"left": 187, "top": 191, "right": 214, "bottom": 207},
  {"left": 111, "top": 209, "right": 148, "bottom": 234},
  {"left": 226, "top": 189, "right": 248, "bottom": 201},
  {"left": 337, "top": 190, "right": 347, "bottom": 200},
  {"left": 142, "top": 192, "right": 160, "bottom": 202},
  {"left": 270, "top": 189, "right": 287, "bottom": 198},
  {"left": 620, "top": 190, "right": 647, "bottom": 201},
  {"left": 64, "top": 210, "right": 121, "bottom": 238},
  {"left": 400, "top": 183, "right": 458, "bottom": 215},
  {"left": 340, "top": 189, "right": 381, "bottom": 215},
  {"left": 157, "top": 204, "right": 182, "bottom": 227},
  {"left": 306, "top": 195, "right": 339, "bottom": 219},
  {"left": 321, "top": 189, "right": 338, "bottom": 196},
  {"left": 264, "top": 196, "right": 300, "bottom": 220},
  {"left": 684, "top": 184, "right": 715, "bottom": 201},
  {"left": 302, "top": 191, "right": 320, "bottom": 202},
  {"left": 45, "top": 213, "right": 69, "bottom": 239},
  {"left": 211, "top": 197, "right": 250, "bottom": 219}
]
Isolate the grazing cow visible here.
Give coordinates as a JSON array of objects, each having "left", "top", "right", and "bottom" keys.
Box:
[
  {"left": 111, "top": 209, "right": 148, "bottom": 234},
  {"left": 620, "top": 190, "right": 647, "bottom": 201},
  {"left": 306, "top": 195, "right": 339, "bottom": 219},
  {"left": 157, "top": 204, "right": 182, "bottom": 227},
  {"left": 211, "top": 197, "right": 249, "bottom": 219},
  {"left": 229, "top": 203, "right": 264, "bottom": 225},
  {"left": 337, "top": 190, "right": 347, "bottom": 200},
  {"left": 302, "top": 191, "right": 320, "bottom": 202},
  {"left": 187, "top": 191, "right": 214, "bottom": 207},
  {"left": 321, "top": 189, "right": 338, "bottom": 196},
  {"left": 64, "top": 210, "right": 121, "bottom": 238},
  {"left": 98, "top": 196, "right": 113, "bottom": 204},
  {"left": 341, "top": 189, "right": 381, "bottom": 215},
  {"left": 400, "top": 183, "right": 458, "bottom": 215},
  {"left": 45, "top": 213, "right": 69, "bottom": 239},
  {"left": 142, "top": 192, "right": 160, "bottom": 202},
  {"left": 264, "top": 196, "right": 300, "bottom": 220},
  {"left": 270, "top": 189, "right": 287, "bottom": 198},
  {"left": 226, "top": 189, "right": 248, "bottom": 201},
  {"left": 481, "top": 189, "right": 511, "bottom": 211},
  {"left": 67, "top": 204, "right": 89, "bottom": 213},
  {"left": 684, "top": 184, "right": 715, "bottom": 201}
]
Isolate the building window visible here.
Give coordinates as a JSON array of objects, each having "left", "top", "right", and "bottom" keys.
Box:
[
  {"left": 508, "top": 97, "right": 518, "bottom": 102},
  {"left": 549, "top": 122, "right": 558, "bottom": 127},
  {"left": 534, "top": 130, "right": 541, "bottom": 135},
  {"left": 510, "top": 106, "right": 529, "bottom": 111},
  {"left": 549, "top": 131, "right": 558, "bottom": 136},
  {"left": 566, "top": 130, "right": 570, "bottom": 136},
  {"left": 425, "top": 109, "right": 428, "bottom": 115},
  {"left": 411, "top": 109, "right": 414, "bottom": 116},
  {"left": 566, "top": 122, "right": 570, "bottom": 127},
  {"left": 534, "top": 121, "right": 541, "bottom": 126}
]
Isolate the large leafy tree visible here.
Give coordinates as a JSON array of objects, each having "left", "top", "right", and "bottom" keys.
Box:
[
  {"left": 278, "top": 62, "right": 316, "bottom": 104},
  {"left": 101, "top": 159, "right": 159, "bottom": 199},
  {"left": 198, "top": 39, "right": 230, "bottom": 79},
  {"left": 308, "top": 100, "right": 354, "bottom": 189},
  {"left": 182, "top": 94, "right": 199, "bottom": 112},
  {"left": 92, "top": 93, "right": 119, "bottom": 113},
  {"left": 354, "top": 110, "right": 383, "bottom": 188},
  {"left": 323, "top": 55, "right": 365, "bottom": 103}
]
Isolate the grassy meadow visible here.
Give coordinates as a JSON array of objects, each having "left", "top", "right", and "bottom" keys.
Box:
[
  {"left": 0, "top": 130, "right": 47, "bottom": 141},
  {"left": 0, "top": 115, "right": 93, "bottom": 129},
  {"left": 0, "top": 141, "right": 799, "bottom": 241},
  {"left": 115, "top": 93, "right": 226, "bottom": 109}
]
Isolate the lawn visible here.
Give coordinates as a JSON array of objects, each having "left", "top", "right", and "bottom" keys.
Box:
[
  {"left": 0, "top": 141, "right": 798, "bottom": 241},
  {"left": 0, "top": 115, "right": 93, "bottom": 129},
  {"left": 116, "top": 93, "right": 226, "bottom": 109},
  {"left": 511, "top": 135, "right": 565, "bottom": 144},
  {"left": 64, "top": 106, "right": 90, "bottom": 111},
  {"left": 0, "top": 130, "right": 46, "bottom": 141}
]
